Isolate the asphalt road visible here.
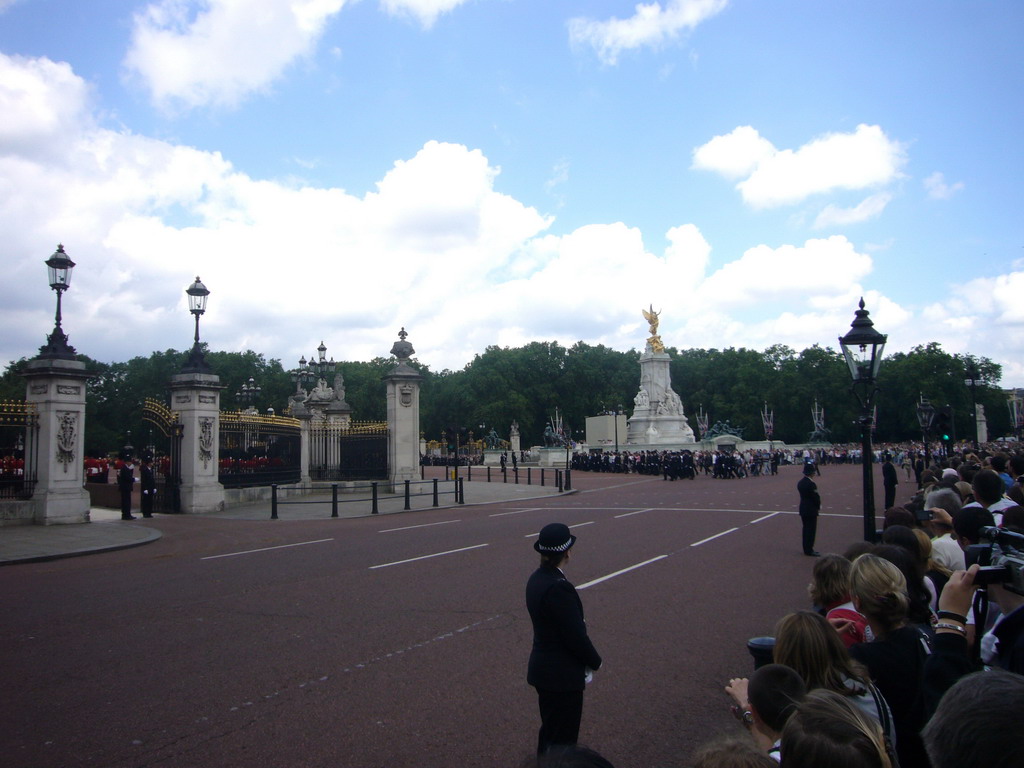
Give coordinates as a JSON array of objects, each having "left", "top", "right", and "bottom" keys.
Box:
[{"left": 0, "top": 462, "right": 902, "bottom": 768}]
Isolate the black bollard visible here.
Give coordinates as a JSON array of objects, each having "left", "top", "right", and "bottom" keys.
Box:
[
  {"left": 404, "top": 479, "right": 411, "bottom": 511},
  {"left": 331, "top": 483, "right": 339, "bottom": 518},
  {"left": 271, "top": 484, "right": 279, "bottom": 519},
  {"left": 747, "top": 636, "right": 775, "bottom": 670}
]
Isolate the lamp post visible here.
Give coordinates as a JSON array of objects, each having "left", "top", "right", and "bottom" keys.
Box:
[
  {"left": 236, "top": 376, "right": 261, "bottom": 413},
  {"left": 839, "top": 298, "right": 887, "bottom": 542},
  {"left": 39, "top": 244, "right": 77, "bottom": 360},
  {"left": 964, "top": 361, "right": 980, "bottom": 450},
  {"left": 916, "top": 395, "right": 935, "bottom": 471},
  {"left": 182, "top": 276, "right": 211, "bottom": 373}
]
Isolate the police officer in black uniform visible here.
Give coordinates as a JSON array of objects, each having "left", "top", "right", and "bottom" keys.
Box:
[{"left": 526, "top": 523, "right": 602, "bottom": 755}]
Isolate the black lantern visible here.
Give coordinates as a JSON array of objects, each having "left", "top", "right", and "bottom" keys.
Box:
[
  {"left": 838, "top": 298, "right": 887, "bottom": 542},
  {"left": 182, "top": 276, "right": 212, "bottom": 373},
  {"left": 916, "top": 395, "right": 936, "bottom": 470},
  {"left": 38, "top": 244, "right": 78, "bottom": 360}
]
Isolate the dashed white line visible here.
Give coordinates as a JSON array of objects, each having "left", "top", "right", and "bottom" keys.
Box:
[
  {"left": 524, "top": 521, "right": 594, "bottom": 538},
  {"left": 369, "top": 543, "right": 489, "bottom": 569},
  {"left": 577, "top": 555, "right": 668, "bottom": 590},
  {"left": 201, "top": 538, "right": 334, "bottom": 560},
  {"left": 379, "top": 520, "right": 460, "bottom": 533},
  {"left": 614, "top": 508, "right": 655, "bottom": 518},
  {"left": 690, "top": 528, "right": 739, "bottom": 547},
  {"left": 489, "top": 507, "right": 541, "bottom": 517},
  {"left": 750, "top": 512, "right": 782, "bottom": 524}
]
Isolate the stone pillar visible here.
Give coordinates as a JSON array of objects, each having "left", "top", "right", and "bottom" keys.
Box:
[
  {"left": 384, "top": 329, "right": 423, "bottom": 489},
  {"left": 977, "top": 403, "right": 988, "bottom": 444},
  {"left": 297, "top": 412, "right": 312, "bottom": 486},
  {"left": 22, "top": 358, "right": 93, "bottom": 524},
  {"left": 169, "top": 372, "right": 225, "bottom": 513}
]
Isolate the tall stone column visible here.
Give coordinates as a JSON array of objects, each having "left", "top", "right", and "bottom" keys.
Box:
[
  {"left": 22, "top": 358, "right": 93, "bottom": 524},
  {"left": 169, "top": 372, "right": 225, "bottom": 513},
  {"left": 384, "top": 329, "right": 423, "bottom": 489}
]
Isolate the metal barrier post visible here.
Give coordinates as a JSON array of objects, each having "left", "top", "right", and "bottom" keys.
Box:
[
  {"left": 556, "top": 470, "right": 563, "bottom": 492},
  {"left": 433, "top": 478, "right": 439, "bottom": 506},
  {"left": 527, "top": 467, "right": 532, "bottom": 485},
  {"left": 458, "top": 477, "right": 465, "bottom": 504},
  {"left": 502, "top": 466, "right": 507, "bottom": 484},
  {"left": 271, "top": 484, "right": 279, "bottom": 519},
  {"left": 487, "top": 466, "right": 491, "bottom": 482},
  {"left": 564, "top": 468, "right": 572, "bottom": 492},
  {"left": 467, "top": 464, "right": 472, "bottom": 481},
  {"left": 541, "top": 469, "right": 545, "bottom": 487},
  {"left": 404, "top": 479, "right": 411, "bottom": 511},
  {"left": 514, "top": 468, "right": 519, "bottom": 485},
  {"left": 331, "top": 483, "right": 339, "bottom": 517},
  {"left": 371, "top": 482, "right": 379, "bottom": 514}
]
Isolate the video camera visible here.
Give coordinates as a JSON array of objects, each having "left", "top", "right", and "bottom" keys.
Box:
[{"left": 965, "top": 526, "right": 1024, "bottom": 595}]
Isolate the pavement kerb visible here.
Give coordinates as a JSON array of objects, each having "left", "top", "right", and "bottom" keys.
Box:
[{"left": 0, "top": 480, "right": 573, "bottom": 565}]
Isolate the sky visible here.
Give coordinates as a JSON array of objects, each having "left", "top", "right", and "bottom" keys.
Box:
[{"left": 1, "top": 0, "right": 1022, "bottom": 387}]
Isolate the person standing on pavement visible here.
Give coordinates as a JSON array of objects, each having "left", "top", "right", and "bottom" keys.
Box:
[
  {"left": 117, "top": 454, "right": 137, "bottom": 520},
  {"left": 882, "top": 453, "right": 899, "bottom": 510},
  {"left": 140, "top": 454, "right": 156, "bottom": 518},
  {"left": 798, "top": 463, "right": 821, "bottom": 556},
  {"left": 526, "top": 523, "right": 602, "bottom": 756}
]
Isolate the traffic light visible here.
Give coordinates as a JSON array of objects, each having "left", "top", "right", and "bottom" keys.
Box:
[{"left": 934, "top": 406, "right": 955, "bottom": 455}]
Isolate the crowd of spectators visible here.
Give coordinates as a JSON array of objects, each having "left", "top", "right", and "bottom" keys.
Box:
[
  {"left": 544, "top": 446, "right": 1024, "bottom": 767},
  {"left": 696, "top": 446, "right": 1024, "bottom": 767}
]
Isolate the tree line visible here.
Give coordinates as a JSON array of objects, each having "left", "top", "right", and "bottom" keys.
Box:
[{"left": 0, "top": 340, "right": 1008, "bottom": 456}]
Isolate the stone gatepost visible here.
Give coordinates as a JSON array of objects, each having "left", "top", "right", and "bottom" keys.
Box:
[
  {"left": 22, "top": 358, "right": 92, "bottom": 524},
  {"left": 169, "top": 372, "right": 225, "bottom": 513},
  {"left": 384, "top": 328, "right": 423, "bottom": 490}
]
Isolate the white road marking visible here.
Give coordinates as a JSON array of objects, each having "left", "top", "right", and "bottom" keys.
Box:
[
  {"left": 690, "top": 528, "right": 739, "bottom": 547},
  {"left": 201, "top": 538, "right": 334, "bottom": 560},
  {"left": 614, "top": 508, "right": 654, "bottom": 518},
  {"left": 750, "top": 512, "right": 782, "bottom": 524},
  {"left": 524, "top": 521, "right": 594, "bottom": 538},
  {"left": 577, "top": 555, "right": 668, "bottom": 590},
  {"left": 369, "top": 543, "right": 489, "bottom": 569},
  {"left": 379, "top": 520, "right": 460, "bottom": 533},
  {"left": 489, "top": 507, "right": 541, "bottom": 517}
]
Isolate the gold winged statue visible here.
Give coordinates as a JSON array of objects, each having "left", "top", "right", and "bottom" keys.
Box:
[{"left": 642, "top": 304, "right": 665, "bottom": 353}]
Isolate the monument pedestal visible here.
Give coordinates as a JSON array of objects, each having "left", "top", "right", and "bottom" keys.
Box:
[
  {"left": 22, "top": 358, "right": 92, "bottom": 524},
  {"left": 169, "top": 372, "right": 225, "bottom": 514},
  {"left": 626, "top": 349, "right": 695, "bottom": 446}
]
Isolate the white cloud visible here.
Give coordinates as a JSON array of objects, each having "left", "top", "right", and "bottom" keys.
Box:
[
  {"left": 569, "top": 0, "right": 728, "bottom": 65},
  {"left": 923, "top": 171, "right": 965, "bottom": 200},
  {"left": 694, "top": 124, "right": 907, "bottom": 209},
  {"left": 691, "top": 125, "right": 774, "bottom": 180},
  {"left": 699, "top": 236, "right": 873, "bottom": 307},
  {"left": 123, "top": 0, "right": 347, "bottom": 111},
  {"left": 379, "top": 0, "right": 475, "bottom": 28},
  {"left": 814, "top": 192, "right": 893, "bottom": 229},
  {"left": 5, "top": 52, "right": 1024, "bottom": 387}
]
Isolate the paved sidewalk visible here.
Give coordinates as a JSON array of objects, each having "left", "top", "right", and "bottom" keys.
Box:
[{"left": 0, "top": 473, "right": 569, "bottom": 565}]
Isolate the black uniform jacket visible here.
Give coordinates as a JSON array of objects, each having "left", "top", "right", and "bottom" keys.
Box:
[
  {"left": 797, "top": 475, "right": 821, "bottom": 516},
  {"left": 526, "top": 565, "right": 602, "bottom": 692}
]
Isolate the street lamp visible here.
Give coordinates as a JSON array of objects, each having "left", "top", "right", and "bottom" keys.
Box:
[
  {"left": 839, "top": 298, "right": 887, "bottom": 542},
  {"left": 182, "top": 276, "right": 211, "bottom": 373},
  {"left": 39, "top": 244, "right": 77, "bottom": 360},
  {"left": 236, "top": 376, "right": 261, "bottom": 413},
  {"left": 964, "top": 361, "right": 981, "bottom": 450},
  {"left": 916, "top": 395, "right": 935, "bottom": 471}
]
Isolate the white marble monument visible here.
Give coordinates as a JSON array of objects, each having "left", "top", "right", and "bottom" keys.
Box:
[{"left": 625, "top": 305, "right": 696, "bottom": 445}]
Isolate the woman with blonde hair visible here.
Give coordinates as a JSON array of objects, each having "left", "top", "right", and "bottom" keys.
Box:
[
  {"left": 849, "top": 554, "right": 933, "bottom": 768},
  {"left": 773, "top": 611, "right": 894, "bottom": 746},
  {"left": 781, "top": 689, "right": 893, "bottom": 768}
]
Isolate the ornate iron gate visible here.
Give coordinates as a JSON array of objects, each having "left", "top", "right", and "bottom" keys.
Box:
[
  {"left": 309, "top": 421, "right": 389, "bottom": 481},
  {"left": 142, "top": 398, "right": 182, "bottom": 513}
]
